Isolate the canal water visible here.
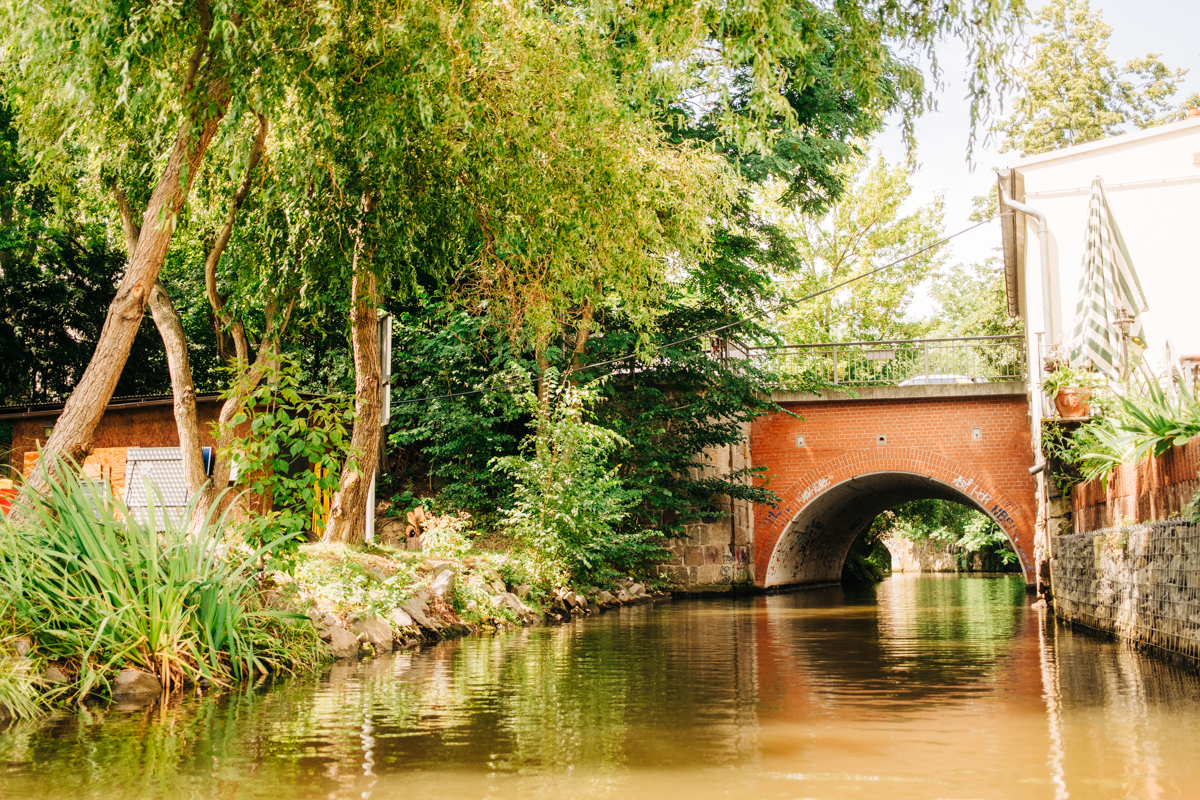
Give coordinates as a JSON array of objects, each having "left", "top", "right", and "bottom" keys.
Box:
[{"left": 4, "top": 574, "right": 1200, "bottom": 799}]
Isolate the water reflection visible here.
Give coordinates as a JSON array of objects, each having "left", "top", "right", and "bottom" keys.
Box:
[{"left": 3, "top": 575, "right": 1200, "bottom": 799}]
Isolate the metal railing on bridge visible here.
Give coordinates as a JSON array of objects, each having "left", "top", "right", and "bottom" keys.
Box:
[{"left": 751, "top": 335, "right": 1026, "bottom": 388}]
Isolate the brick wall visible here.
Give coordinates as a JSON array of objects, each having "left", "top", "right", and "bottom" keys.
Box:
[
  {"left": 1072, "top": 439, "right": 1200, "bottom": 532},
  {"left": 7, "top": 399, "right": 227, "bottom": 472}
]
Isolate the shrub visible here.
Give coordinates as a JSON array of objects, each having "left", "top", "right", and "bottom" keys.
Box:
[
  {"left": 225, "top": 359, "right": 353, "bottom": 571},
  {"left": 493, "top": 374, "right": 660, "bottom": 585},
  {"left": 1076, "top": 372, "right": 1200, "bottom": 486}
]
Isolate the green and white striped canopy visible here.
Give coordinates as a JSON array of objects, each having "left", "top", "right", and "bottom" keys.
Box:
[{"left": 1069, "top": 177, "right": 1149, "bottom": 378}]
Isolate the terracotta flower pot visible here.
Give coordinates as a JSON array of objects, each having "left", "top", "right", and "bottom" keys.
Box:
[{"left": 1053, "top": 387, "right": 1091, "bottom": 418}]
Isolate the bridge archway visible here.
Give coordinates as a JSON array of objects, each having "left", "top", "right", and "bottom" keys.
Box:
[{"left": 756, "top": 448, "right": 1036, "bottom": 588}]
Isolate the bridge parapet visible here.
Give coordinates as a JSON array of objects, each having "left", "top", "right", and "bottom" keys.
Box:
[
  {"left": 752, "top": 335, "right": 1025, "bottom": 389},
  {"left": 771, "top": 380, "right": 1027, "bottom": 404}
]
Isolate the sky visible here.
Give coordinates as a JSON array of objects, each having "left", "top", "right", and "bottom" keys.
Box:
[{"left": 876, "top": 0, "right": 1200, "bottom": 318}]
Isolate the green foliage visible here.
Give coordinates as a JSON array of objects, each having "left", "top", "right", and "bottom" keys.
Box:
[
  {"left": 0, "top": 652, "right": 42, "bottom": 720},
  {"left": 0, "top": 457, "right": 324, "bottom": 700},
  {"left": 1075, "top": 373, "right": 1200, "bottom": 486},
  {"left": 385, "top": 297, "right": 535, "bottom": 513},
  {"left": 582, "top": 306, "right": 784, "bottom": 540},
  {"left": 927, "top": 259, "right": 1023, "bottom": 339},
  {"left": 1042, "top": 363, "right": 1105, "bottom": 398},
  {"left": 0, "top": 93, "right": 170, "bottom": 403},
  {"left": 493, "top": 375, "right": 658, "bottom": 585},
  {"left": 957, "top": 515, "right": 1019, "bottom": 567},
  {"left": 842, "top": 526, "right": 892, "bottom": 583},
  {"left": 881, "top": 499, "right": 1019, "bottom": 570},
  {"left": 758, "top": 154, "right": 947, "bottom": 344},
  {"left": 419, "top": 513, "right": 474, "bottom": 561},
  {"left": 1042, "top": 421, "right": 1103, "bottom": 496},
  {"left": 670, "top": 10, "right": 911, "bottom": 217},
  {"left": 291, "top": 547, "right": 420, "bottom": 619},
  {"left": 226, "top": 360, "right": 353, "bottom": 571},
  {"left": 996, "top": 0, "right": 1190, "bottom": 155}
]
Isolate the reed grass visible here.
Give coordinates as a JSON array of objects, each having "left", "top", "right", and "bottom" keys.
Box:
[{"left": 0, "top": 456, "right": 326, "bottom": 702}]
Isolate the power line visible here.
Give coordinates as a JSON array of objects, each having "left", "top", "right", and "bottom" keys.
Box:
[{"left": 392, "top": 214, "right": 1005, "bottom": 406}]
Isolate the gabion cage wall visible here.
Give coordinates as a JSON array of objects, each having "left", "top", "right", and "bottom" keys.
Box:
[{"left": 1053, "top": 520, "right": 1200, "bottom": 666}]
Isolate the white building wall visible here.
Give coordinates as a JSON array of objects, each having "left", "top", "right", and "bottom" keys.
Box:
[{"left": 1010, "top": 117, "right": 1200, "bottom": 361}]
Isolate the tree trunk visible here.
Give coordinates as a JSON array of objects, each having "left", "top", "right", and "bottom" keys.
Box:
[
  {"left": 116, "top": 189, "right": 209, "bottom": 501},
  {"left": 147, "top": 281, "right": 208, "bottom": 497},
  {"left": 30, "top": 77, "right": 230, "bottom": 483},
  {"left": 569, "top": 298, "right": 594, "bottom": 374},
  {"left": 536, "top": 350, "right": 551, "bottom": 403},
  {"left": 323, "top": 198, "right": 381, "bottom": 544}
]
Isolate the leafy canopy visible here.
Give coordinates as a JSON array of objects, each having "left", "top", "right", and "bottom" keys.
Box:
[
  {"left": 758, "top": 153, "right": 947, "bottom": 344},
  {"left": 996, "top": 0, "right": 1191, "bottom": 156}
]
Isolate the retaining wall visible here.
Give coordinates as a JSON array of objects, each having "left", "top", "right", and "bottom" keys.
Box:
[{"left": 1053, "top": 521, "right": 1200, "bottom": 668}]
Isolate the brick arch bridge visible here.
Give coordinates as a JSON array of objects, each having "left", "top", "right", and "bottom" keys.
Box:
[{"left": 744, "top": 337, "right": 1038, "bottom": 589}]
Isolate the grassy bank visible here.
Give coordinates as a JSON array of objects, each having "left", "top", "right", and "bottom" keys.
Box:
[{"left": 0, "top": 465, "right": 659, "bottom": 721}]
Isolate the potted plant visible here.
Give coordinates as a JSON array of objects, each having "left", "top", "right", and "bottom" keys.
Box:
[{"left": 1041, "top": 364, "right": 1102, "bottom": 418}]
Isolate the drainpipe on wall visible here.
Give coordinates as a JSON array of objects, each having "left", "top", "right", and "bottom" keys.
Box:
[
  {"left": 998, "top": 182, "right": 1057, "bottom": 450},
  {"left": 998, "top": 185, "right": 1058, "bottom": 343},
  {"left": 999, "top": 180, "right": 1057, "bottom": 595}
]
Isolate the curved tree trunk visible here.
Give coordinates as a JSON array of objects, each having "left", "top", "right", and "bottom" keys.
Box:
[
  {"left": 148, "top": 281, "right": 208, "bottom": 498},
  {"left": 323, "top": 197, "right": 381, "bottom": 544},
  {"left": 29, "top": 75, "right": 230, "bottom": 487}
]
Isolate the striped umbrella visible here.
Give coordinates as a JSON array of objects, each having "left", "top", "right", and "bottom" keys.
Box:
[{"left": 1069, "top": 177, "right": 1149, "bottom": 378}]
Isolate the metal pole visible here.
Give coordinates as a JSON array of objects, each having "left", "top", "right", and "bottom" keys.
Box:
[
  {"left": 923, "top": 340, "right": 930, "bottom": 381},
  {"left": 832, "top": 345, "right": 838, "bottom": 385}
]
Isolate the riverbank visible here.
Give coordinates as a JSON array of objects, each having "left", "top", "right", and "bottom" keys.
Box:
[
  {"left": 284, "top": 542, "right": 663, "bottom": 662},
  {"left": 0, "top": 464, "right": 673, "bottom": 720},
  {"left": 2, "top": 540, "right": 664, "bottom": 719}
]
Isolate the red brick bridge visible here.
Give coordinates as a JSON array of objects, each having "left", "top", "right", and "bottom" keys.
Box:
[{"left": 747, "top": 336, "right": 1038, "bottom": 589}]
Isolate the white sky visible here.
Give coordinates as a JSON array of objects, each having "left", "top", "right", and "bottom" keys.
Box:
[{"left": 878, "top": 0, "right": 1200, "bottom": 319}]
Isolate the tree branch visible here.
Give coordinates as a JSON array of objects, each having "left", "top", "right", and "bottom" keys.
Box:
[
  {"left": 205, "top": 111, "right": 268, "bottom": 364},
  {"left": 182, "top": 0, "right": 213, "bottom": 97},
  {"left": 112, "top": 187, "right": 142, "bottom": 255}
]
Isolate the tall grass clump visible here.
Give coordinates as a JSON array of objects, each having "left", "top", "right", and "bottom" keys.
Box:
[{"left": 0, "top": 457, "right": 326, "bottom": 700}]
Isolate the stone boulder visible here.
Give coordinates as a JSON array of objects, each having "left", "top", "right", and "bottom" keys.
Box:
[
  {"left": 112, "top": 668, "right": 162, "bottom": 698},
  {"left": 326, "top": 627, "right": 359, "bottom": 660},
  {"left": 309, "top": 610, "right": 340, "bottom": 642},
  {"left": 596, "top": 590, "right": 617, "bottom": 608},
  {"left": 401, "top": 598, "right": 444, "bottom": 632},
  {"left": 388, "top": 607, "right": 415, "bottom": 630},
  {"left": 514, "top": 584, "right": 532, "bottom": 600},
  {"left": 429, "top": 565, "right": 456, "bottom": 599},
  {"left": 350, "top": 616, "right": 394, "bottom": 655},
  {"left": 491, "top": 592, "right": 537, "bottom": 622},
  {"left": 42, "top": 665, "right": 69, "bottom": 686}
]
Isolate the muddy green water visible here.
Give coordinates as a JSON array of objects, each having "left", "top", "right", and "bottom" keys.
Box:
[{"left": 4, "top": 574, "right": 1200, "bottom": 799}]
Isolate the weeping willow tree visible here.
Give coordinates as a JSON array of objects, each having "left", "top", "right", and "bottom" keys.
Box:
[{"left": 1, "top": 0, "right": 1028, "bottom": 538}]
